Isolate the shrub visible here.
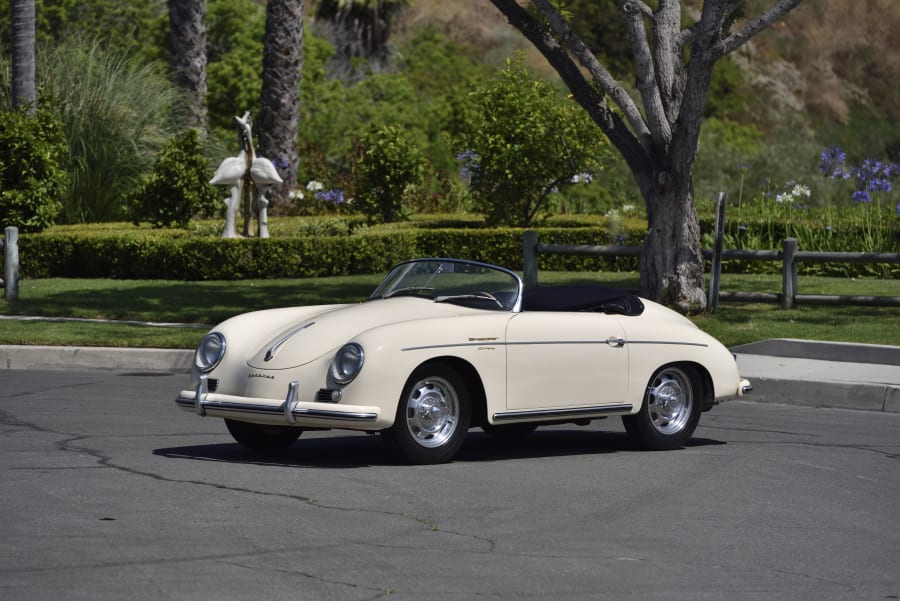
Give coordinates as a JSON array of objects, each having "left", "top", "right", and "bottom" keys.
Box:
[
  {"left": 127, "top": 130, "right": 221, "bottom": 228},
  {"left": 455, "top": 57, "right": 612, "bottom": 227},
  {"left": 353, "top": 124, "right": 427, "bottom": 223},
  {"left": 0, "top": 108, "right": 68, "bottom": 233}
]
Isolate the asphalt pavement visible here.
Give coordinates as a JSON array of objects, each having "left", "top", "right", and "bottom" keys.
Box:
[{"left": 1, "top": 337, "right": 898, "bottom": 413}]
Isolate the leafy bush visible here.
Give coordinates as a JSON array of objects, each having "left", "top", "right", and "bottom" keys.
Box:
[
  {"left": 127, "top": 130, "right": 221, "bottom": 228},
  {"left": 0, "top": 108, "right": 68, "bottom": 233},
  {"left": 455, "top": 57, "right": 612, "bottom": 227},
  {"left": 353, "top": 124, "right": 427, "bottom": 223}
]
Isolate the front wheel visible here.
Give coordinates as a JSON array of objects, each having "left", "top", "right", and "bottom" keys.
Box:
[
  {"left": 225, "top": 419, "right": 302, "bottom": 452},
  {"left": 622, "top": 365, "right": 701, "bottom": 450},
  {"left": 383, "top": 363, "right": 471, "bottom": 464}
]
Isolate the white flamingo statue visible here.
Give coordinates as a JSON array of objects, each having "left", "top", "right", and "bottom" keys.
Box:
[
  {"left": 209, "top": 146, "right": 247, "bottom": 239},
  {"left": 209, "top": 111, "right": 283, "bottom": 238},
  {"left": 249, "top": 156, "right": 283, "bottom": 238}
]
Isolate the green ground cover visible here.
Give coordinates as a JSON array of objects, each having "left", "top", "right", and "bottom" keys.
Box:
[{"left": 2, "top": 272, "right": 898, "bottom": 349}]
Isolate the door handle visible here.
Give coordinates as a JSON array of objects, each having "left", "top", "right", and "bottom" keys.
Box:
[{"left": 606, "top": 336, "right": 626, "bottom": 348}]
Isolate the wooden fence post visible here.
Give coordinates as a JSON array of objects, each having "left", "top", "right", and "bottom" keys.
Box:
[
  {"left": 523, "top": 230, "right": 539, "bottom": 289},
  {"left": 707, "top": 192, "right": 726, "bottom": 313},
  {"left": 781, "top": 237, "right": 797, "bottom": 309},
  {"left": 4, "top": 226, "right": 19, "bottom": 301}
]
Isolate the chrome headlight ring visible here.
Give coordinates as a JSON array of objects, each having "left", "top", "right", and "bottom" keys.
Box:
[
  {"left": 195, "top": 332, "right": 226, "bottom": 373},
  {"left": 329, "top": 343, "right": 364, "bottom": 385}
]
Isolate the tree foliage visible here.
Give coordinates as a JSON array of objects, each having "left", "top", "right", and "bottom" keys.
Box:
[
  {"left": 0, "top": 107, "right": 67, "bottom": 232},
  {"left": 456, "top": 58, "right": 611, "bottom": 227}
]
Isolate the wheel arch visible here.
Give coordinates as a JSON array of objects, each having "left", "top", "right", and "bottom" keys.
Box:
[
  {"left": 409, "top": 356, "right": 488, "bottom": 428},
  {"left": 651, "top": 361, "right": 714, "bottom": 411}
]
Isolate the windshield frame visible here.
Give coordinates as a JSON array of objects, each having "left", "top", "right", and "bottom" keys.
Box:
[{"left": 369, "top": 258, "right": 523, "bottom": 312}]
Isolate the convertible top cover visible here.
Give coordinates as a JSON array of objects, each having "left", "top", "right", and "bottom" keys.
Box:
[{"left": 523, "top": 285, "right": 644, "bottom": 316}]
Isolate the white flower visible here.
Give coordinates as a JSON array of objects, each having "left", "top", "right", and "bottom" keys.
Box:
[
  {"left": 571, "top": 172, "right": 594, "bottom": 184},
  {"left": 288, "top": 189, "right": 304, "bottom": 200},
  {"left": 621, "top": 204, "right": 635, "bottom": 213},
  {"left": 306, "top": 180, "right": 324, "bottom": 192},
  {"left": 792, "top": 184, "right": 811, "bottom": 197}
]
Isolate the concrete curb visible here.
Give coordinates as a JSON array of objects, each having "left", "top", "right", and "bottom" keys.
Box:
[{"left": 0, "top": 345, "right": 193, "bottom": 373}]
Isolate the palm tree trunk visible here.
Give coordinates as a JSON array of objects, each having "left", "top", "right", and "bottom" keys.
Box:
[
  {"left": 258, "top": 0, "right": 304, "bottom": 211},
  {"left": 10, "top": 0, "right": 37, "bottom": 113},
  {"left": 168, "top": 0, "right": 208, "bottom": 133}
]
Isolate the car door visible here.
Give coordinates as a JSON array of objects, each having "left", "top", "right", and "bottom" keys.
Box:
[{"left": 504, "top": 312, "right": 628, "bottom": 410}]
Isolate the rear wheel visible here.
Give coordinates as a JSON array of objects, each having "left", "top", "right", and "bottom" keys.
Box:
[
  {"left": 384, "top": 363, "right": 471, "bottom": 464},
  {"left": 225, "top": 419, "right": 302, "bottom": 452},
  {"left": 622, "top": 365, "right": 701, "bottom": 450}
]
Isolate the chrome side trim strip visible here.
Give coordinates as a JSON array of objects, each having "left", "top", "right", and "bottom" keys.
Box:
[
  {"left": 403, "top": 339, "right": 707, "bottom": 352},
  {"left": 493, "top": 404, "right": 633, "bottom": 422}
]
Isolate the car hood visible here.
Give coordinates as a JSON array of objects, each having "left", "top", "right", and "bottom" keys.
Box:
[{"left": 246, "top": 297, "right": 465, "bottom": 369}]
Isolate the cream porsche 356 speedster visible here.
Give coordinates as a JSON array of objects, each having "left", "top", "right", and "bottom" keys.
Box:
[{"left": 175, "top": 258, "right": 751, "bottom": 464}]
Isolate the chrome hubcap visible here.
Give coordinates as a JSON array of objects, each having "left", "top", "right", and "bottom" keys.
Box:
[
  {"left": 405, "top": 377, "right": 459, "bottom": 448},
  {"left": 647, "top": 368, "right": 693, "bottom": 435}
]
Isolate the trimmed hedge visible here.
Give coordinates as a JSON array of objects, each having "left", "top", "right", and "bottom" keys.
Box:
[
  {"left": 18, "top": 217, "right": 897, "bottom": 280},
  {"left": 19, "top": 226, "right": 641, "bottom": 280}
]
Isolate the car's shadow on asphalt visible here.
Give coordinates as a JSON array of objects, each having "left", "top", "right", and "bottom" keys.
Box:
[{"left": 153, "top": 427, "right": 726, "bottom": 469}]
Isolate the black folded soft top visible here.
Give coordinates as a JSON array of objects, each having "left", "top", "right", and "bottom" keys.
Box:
[{"left": 522, "top": 285, "right": 644, "bottom": 316}]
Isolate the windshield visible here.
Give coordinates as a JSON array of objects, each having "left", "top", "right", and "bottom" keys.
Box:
[{"left": 370, "top": 259, "right": 523, "bottom": 311}]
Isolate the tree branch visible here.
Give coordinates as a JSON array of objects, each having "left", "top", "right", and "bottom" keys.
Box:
[
  {"left": 528, "top": 0, "right": 653, "bottom": 150},
  {"left": 652, "top": 0, "right": 683, "bottom": 129},
  {"left": 716, "top": 0, "right": 802, "bottom": 58},
  {"left": 619, "top": 1, "right": 672, "bottom": 148},
  {"left": 489, "top": 0, "right": 650, "bottom": 170}
]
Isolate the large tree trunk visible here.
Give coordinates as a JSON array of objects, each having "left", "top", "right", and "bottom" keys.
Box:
[
  {"left": 641, "top": 185, "right": 706, "bottom": 314},
  {"left": 10, "top": 0, "right": 36, "bottom": 113},
  {"left": 168, "top": 0, "right": 207, "bottom": 133},
  {"left": 258, "top": 0, "right": 303, "bottom": 211}
]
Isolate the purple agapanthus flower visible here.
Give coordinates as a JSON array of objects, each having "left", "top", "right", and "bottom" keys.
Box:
[
  {"left": 819, "top": 146, "right": 850, "bottom": 180},
  {"left": 316, "top": 189, "right": 345, "bottom": 204},
  {"left": 852, "top": 190, "right": 872, "bottom": 203},
  {"left": 457, "top": 150, "right": 480, "bottom": 182}
]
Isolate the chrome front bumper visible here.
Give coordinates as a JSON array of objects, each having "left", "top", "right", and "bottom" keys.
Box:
[{"left": 175, "top": 374, "right": 381, "bottom": 427}]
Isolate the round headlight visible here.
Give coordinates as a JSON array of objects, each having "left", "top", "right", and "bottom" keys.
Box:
[
  {"left": 195, "top": 332, "right": 226, "bottom": 373},
  {"left": 329, "top": 343, "right": 364, "bottom": 385}
]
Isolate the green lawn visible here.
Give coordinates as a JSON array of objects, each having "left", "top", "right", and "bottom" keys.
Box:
[{"left": 2, "top": 272, "right": 899, "bottom": 349}]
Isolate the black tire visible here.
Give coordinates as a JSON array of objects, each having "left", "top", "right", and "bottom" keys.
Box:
[
  {"left": 383, "top": 363, "right": 471, "bottom": 464},
  {"left": 622, "top": 365, "right": 702, "bottom": 450},
  {"left": 225, "top": 419, "right": 302, "bottom": 452},
  {"left": 482, "top": 422, "right": 538, "bottom": 440}
]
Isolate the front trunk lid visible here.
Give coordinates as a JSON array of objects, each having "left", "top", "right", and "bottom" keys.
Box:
[{"left": 246, "top": 298, "right": 462, "bottom": 369}]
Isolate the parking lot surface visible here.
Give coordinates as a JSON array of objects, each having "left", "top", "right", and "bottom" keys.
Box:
[{"left": 1, "top": 369, "right": 898, "bottom": 600}]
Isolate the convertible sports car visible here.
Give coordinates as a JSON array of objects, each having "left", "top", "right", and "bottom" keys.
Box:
[{"left": 176, "top": 258, "right": 751, "bottom": 464}]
